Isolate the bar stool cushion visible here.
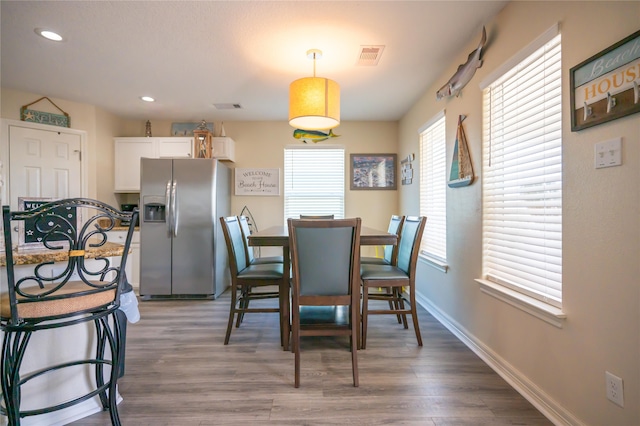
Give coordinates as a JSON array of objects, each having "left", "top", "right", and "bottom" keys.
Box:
[{"left": 0, "top": 281, "right": 116, "bottom": 320}]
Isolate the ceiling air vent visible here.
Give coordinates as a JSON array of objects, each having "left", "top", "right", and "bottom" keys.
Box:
[
  {"left": 214, "top": 103, "right": 243, "bottom": 110},
  {"left": 357, "top": 45, "right": 385, "bottom": 66}
]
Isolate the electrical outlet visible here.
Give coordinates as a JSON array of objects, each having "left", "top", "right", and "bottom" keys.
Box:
[{"left": 606, "top": 371, "right": 624, "bottom": 407}]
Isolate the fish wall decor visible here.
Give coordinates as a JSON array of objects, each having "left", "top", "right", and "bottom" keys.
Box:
[
  {"left": 436, "top": 26, "right": 487, "bottom": 100},
  {"left": 293, "top": 128, "right": 340, "bottom": 143}
]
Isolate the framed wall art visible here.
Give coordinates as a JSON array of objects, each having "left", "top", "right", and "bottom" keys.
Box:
[
  {"left": 570, "top": 29, "right": 640, "bottom": 132},
  {"left": 171, "top": 122, "right": 214, "bottom": 136},
  {"left": 350, "top": 154, "right": 397, "bottom": 190}
]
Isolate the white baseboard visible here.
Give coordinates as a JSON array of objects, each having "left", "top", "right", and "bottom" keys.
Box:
[{"left": 415, "top": 291, "right": 584, "bottom": 426}]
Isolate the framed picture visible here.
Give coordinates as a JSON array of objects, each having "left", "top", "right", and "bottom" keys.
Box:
[
  {"left": 570, "top": 29, "right": 640, "bottom": 132},
  {"left": 17, "top": 197, "right": 77, "bottom": 251},
  {"left": 350, "top": 154, "right": 397, "bottom": 190},
  {"left": 171, "top": 122, "right": 214, "bottom": 136}
]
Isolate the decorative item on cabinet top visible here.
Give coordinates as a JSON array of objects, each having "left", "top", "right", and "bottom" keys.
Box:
[{"left": 194, "top": 120, "right": 213, "bottom": 159}]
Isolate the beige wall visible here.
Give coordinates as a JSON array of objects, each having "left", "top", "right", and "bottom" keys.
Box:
[{"left": 399, "top": 2, "right": 639, "bottom": 425}]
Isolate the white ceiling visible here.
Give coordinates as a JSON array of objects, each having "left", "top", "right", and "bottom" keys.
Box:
[{"left": 1, "top": 1, "right": 508, "bottom": 123}]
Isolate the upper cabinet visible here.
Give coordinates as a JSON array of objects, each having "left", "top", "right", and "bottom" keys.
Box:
[
  {"left": 212, "top": 137, "right": 235, "bottom": 162},
  {"left": 114, "top": 137, "right": 193, "bottom": 192}
]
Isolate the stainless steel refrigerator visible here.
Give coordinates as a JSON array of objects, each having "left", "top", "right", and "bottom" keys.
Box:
[{"left": 139, "top": 158, "right": 230, "bottom": 298}]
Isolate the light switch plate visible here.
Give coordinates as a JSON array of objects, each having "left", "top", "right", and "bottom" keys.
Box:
[{"left": 595, "top": 138, "right": 622, "bottom": 169}]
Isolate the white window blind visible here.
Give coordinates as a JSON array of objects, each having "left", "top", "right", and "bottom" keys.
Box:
[
  {"left": 284, "top": 146, "right": 344, "bottom": 224},
  {"left": 482, "top": 33, "right": 562, "bottom": 307},
  {"left": 419, "top": 113, "right": 447, "bottom": 261}
]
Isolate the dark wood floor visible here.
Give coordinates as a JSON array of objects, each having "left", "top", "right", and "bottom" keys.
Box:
[{"left": 71, "top": 289, "right": 552, "bottom": 425}]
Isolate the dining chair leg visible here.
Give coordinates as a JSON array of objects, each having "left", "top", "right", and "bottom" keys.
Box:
[
  {"left": 361, "top": 284, "right": 369, "bottom": 349},
  {"left": 292, "top": 304, "right": 300, "bottom": 388},
  {"left": 351, "top": 302, "right": 359, "bottom": 387},
  {"left": 386, "top": 286, "right": 402, "bottom": 324},
  {"left": 395, "top": 287, "right": 409, "bottom": 328},
  {"left": 224, "top": 283, "right": 239, "bottom": 345},
  {"left": 235, "top": 285, "right": 248, "bottom": 328},
  {"left": 409, "top": 288, "right": 423, "bottom": 346}
]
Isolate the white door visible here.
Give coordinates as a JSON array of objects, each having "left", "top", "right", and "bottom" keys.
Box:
[{"left": 8, "top": 125, "right": 82, "bottom": 241}]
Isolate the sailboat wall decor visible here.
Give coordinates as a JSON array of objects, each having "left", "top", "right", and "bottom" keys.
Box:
[{"left": 448, "top": 115, "right": 474, "bottom": 188}]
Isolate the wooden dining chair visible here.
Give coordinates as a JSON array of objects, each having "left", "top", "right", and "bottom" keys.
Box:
[
  {"left": 238, "top": 215, "right": 283, "bottom": 265},
  {"left": 360, "top": 215, "right": 426, "bottom": 349},
  {"left": 1, "top": 198, "right": 138, "bottom": 426},
  {"left": 361, "top": 214, "right": 405, "bottom": 323},
  {"left": 219, "top": 216, "right": 285, "bottom": 345},
  {"left": 299, "top": 215, "right": 334, "bottom": 219},
  {"left": 236, "top": 215, "right": 283, "bottom": 326},
  {"left": 288, "top": 217, "right": 361, "bottom": 387},
  {"left": 361, "top": 215, "right": 404, "bottom": 265}
]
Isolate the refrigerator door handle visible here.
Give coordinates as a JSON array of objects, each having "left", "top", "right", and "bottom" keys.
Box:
[
  {"left": 165, "top": 180, "right": 172, "bottom": 238},
  {"left": 172, "top": 180, "right": 179, "bottom": 237}
]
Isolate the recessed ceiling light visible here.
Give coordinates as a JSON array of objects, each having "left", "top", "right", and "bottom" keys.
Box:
[
  {"left": 140, "top": 96, "right": 155, "bottom": 102},
  {"left": 35, "top": 28, "right": 64, "bottom": 42}
]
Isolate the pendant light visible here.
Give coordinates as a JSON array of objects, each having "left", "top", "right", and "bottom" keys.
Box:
[{"left": 289, "top": 49, "right": 340, "bottom": 130}]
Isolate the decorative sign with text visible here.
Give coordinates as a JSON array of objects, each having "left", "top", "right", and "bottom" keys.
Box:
[
  {"left": 234, "top": 168, "right": 280, "bottom": 196},
  {"left": 18, "top": 198, "right": 77, "bottom": 250}
]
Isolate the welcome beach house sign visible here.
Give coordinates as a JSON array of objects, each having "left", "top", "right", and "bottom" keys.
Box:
[{"left": 234, "top": 168, "right": 280, "bottom": 196}]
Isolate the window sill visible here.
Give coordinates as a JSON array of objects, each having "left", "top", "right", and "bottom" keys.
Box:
[
  {"left": 419, "top": 254, "right": 448, "bottom": 273},
  {"left": 475, "top": 279, "right": 566, "bottom": 328}
]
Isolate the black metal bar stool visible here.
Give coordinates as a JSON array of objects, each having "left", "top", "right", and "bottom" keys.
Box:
[{"left": 0, "top": 198, "right": 138, "bottom": 425}]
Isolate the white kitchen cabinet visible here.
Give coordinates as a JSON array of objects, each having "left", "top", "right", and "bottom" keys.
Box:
[
  {"left": 114, "top": 137, "right": 193, "bottom": 192},
  {"left": 212, "top": 136, "right": 235, "bottom": 162},
  {"left": 107, "top": 230, "right": 140, "bottom": 292},
  {"left": 157, "top": 137, "right": 193, "bottom": 158}
]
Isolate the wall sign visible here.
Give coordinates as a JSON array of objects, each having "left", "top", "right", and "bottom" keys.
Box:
[
  {"left": 20, "top": 97, "right": 70, "bottom": 128},
  {"left": 570, "top": 29, "right": 640, "bottom": 131},
  {"left": 18, "top": 198, "right": 77, "bottom": 250},
  {"left": 234, "top": 168, "right": 280, "bottom": 196}
]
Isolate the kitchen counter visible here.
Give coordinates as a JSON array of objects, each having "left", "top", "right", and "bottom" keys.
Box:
[{"left": 0, "top": 241, "right": 127, "bottom": 266}]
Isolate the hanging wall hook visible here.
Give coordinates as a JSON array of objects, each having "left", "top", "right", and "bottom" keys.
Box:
[
  {"left": 606, "top": 92, "right": 617, "bottom": 113},
  {"left": 583, "top": 102, "right": 593, "bottom": 121}
]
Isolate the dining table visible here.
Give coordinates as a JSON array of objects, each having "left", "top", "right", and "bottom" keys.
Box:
[{"left": 248, "top": 225, "right": 397, "bottom": 350}]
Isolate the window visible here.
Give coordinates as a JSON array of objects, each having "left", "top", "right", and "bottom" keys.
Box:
[
  {"left": 481, "top": 28, "right": 562, "bottom": 307},
  {"left": 284, "top": 146, "right": 344, "bottom": 224},
  {"left": 419, "top": 112, "right": 447, "bottom": 263}
]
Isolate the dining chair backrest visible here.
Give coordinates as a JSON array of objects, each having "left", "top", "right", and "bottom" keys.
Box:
[
  {"left": 396, "top": 216, "right": 426, "bottom": 275},
  {"left": 299, "top": 214, "right": 335, "bottom": 219},
  {"left": 289, "top": 218, "right": 360, "bottom": 297},
  {"left": 238, "top": 215, "right": 256, "bottom": 263},
  {"left": 220, "top": 216, "right": 249, "bottom": 274},
  {"left": 382, "top": 215, "right": 405, "bottom": 264}
]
